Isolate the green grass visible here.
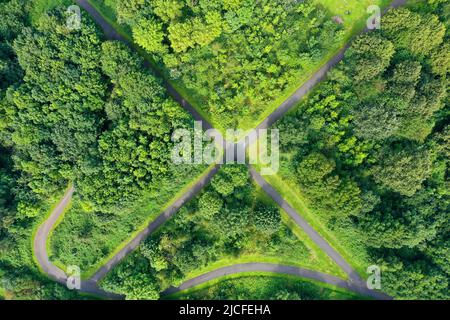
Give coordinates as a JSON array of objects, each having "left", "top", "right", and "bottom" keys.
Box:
[
  {"left": 85, "top": 0, "right": 132, "bottom": 38},
  {"left": 279, "top": 209, "right": 348, "bottom": 278},
  {"left": 48, "top": 164, "right": 211, "bottom": 279},
  {"left": 0, "top": 183, "right": 85, "bottom": 300},
  {"left": 164, "top": 273, "right": 366, "bottom": 300},
  {"left": 44, "top": 188, "right": 73, "bottom": 266},
  {"left": 259, "top": 186, "right": 346, "bottom": 278},
  {"left": 316, "top": 0, "right": 393, "bottom": 30}
]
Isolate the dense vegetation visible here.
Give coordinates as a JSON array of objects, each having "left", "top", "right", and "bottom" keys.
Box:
[
  {"left": 270, "top": 3, "right": 449, "bottom": 300},
  {"left": 49, "top": 163, "right": 204, "bottom": 276},
  {"left": 168, "top": 274, "right": 362, "bottom": 300},
  {"left": 0, "top": 0, "right": 86, "bottom": 299},
  {"left": 99, "top": 165, "right": 340, "bottom": 300},
  {"left": 0, "top": 1, "right": 202, "bottom": 297},
  {"left": 93, "top": 0, "right": 388, "bottom": 131}
]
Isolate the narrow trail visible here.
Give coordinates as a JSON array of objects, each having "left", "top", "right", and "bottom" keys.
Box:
[
  {"left": 33, "top": 182, "right": 388, "bottom": 300},
  {"left": 76, "top": 0, "right": 226, "bottom": 148},
  {"left": 32, "top": 0, "right": 406, "bottom": 300},
  {"left": 163, "top": 263, "right": 391, "bottom": 300},
  {"left": 33, "top": 164, "right": 221, "bottom": 298}
]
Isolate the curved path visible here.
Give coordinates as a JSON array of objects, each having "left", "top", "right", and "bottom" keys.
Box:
[
  {"left": 33, "top": 0, "right": 406, "bottom": 300},
  {"left": 163, "top": 263, "right": 391, "bottom": 300},
  {"left": 33, "top": 186, "right": 123, "bottom": 299},
  {"left": 34, "top": 186, "right": 74, "bottom": 285},
  {"left": 34, "top": 184, "right": 388, "bottom": 299},
  {"left": 33, "top": 164, "right": 220, "bottom": 298}
]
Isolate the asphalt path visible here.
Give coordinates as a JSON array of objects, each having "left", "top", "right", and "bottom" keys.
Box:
[
  {"left": 34, "top": 186, "right": 74, "bottom": 286},
  {"left": 76, "top": 0, "right": 226, "bottom": 149}
]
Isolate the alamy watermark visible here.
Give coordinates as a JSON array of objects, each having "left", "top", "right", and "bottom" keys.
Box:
[
  {"left": 66, "top": 265, "right": 81, "bottom": 290},
  {"left": 171, "top": 121, "right": 279, "bottom": 175},
  {"left": 367, "top": 5, "right": 381, "bottom": 30},
  {"left": 367, "top": 265, "right": 381, "bottom": 290},
  {"left": 67, "top": 5, "right": 81, "bottom": 31}
]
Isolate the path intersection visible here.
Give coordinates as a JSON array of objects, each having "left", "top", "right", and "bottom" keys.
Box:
[{"left": 33, "top": 0, "right": 407, "bottom": 300}]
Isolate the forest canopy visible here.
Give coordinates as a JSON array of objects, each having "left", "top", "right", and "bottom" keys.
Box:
[{"left": 275, "top": 3, "right": 449, "bottom": 300}]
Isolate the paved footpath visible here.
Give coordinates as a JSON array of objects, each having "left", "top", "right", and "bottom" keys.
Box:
[
  {"left": 34, "top": 186, "right": 74, "bottom": 286},
  {"left": 33, "top": 186, "right": 123, "bottom": 299}
]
